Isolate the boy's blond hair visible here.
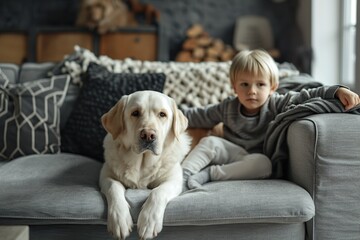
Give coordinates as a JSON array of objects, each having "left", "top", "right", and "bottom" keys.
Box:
[{"left": 229, "top": 49, "right": 279, "bottom": 88}]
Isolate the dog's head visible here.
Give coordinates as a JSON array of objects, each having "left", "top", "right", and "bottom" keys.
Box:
[
  {"left": 77, "top": 0, "right": 127, "bottom": 27},
  {"left": 78, "top": 0, "right": 109, "bottom": 23},
  {"left": 101, "top": 90, "right": 188, "bottom": 156}
]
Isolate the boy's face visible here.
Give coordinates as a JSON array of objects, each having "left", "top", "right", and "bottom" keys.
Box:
[{"left": 233, "top": 72, "right": 277, "bottom": 116}]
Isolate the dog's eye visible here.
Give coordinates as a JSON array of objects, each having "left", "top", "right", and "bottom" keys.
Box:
[
  {"left": 159, "top": 112, "right": 167, "bottom": 118},
  {"left": 131, "top": 110, "right": 140, "bottom": 117}
]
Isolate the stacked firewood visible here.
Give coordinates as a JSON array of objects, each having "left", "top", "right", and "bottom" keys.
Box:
[{"left": 176, "top": 24, "right": 237, "bottom": 62}]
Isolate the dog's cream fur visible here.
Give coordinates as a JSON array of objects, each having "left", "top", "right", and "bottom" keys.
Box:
[{"left": 100, "top": 90, "right": 191, "bottom": 240}]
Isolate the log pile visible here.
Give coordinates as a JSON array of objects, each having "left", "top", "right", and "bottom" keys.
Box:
[{"left": 176, "top": 24, "right": 237, "bottom": 62}]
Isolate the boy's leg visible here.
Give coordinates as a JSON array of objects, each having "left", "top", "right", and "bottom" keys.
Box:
[
  {"left": 188, "top": 153, "right": 272, "bottom": 189},
  {"left": 182, "top": 136, "right": 247, "bottom": 174},
  {"left": 183, "top": 136, "right": 248, "bottom": 189},
  {"left": 187, "top": 166, "right": 211, "bottom": 189},
  {"left": 210, "top": 153, "right": 272, "bottom": 181},
  {"left": 181, "top": 136, "right": 224, "bottom": 191}
]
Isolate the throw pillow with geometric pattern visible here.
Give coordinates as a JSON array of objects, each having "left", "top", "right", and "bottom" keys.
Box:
[{"left": 0, "top": 74, "right": 70, "bottom": 161}]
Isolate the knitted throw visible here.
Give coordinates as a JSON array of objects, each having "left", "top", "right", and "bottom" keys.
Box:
[{"left": 51, "top": 46, "right": 299, "bottom": 108}]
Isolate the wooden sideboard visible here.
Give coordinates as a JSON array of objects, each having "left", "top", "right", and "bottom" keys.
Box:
[{"left": 0, "top": 25, "right": 168, "bottom": 64}]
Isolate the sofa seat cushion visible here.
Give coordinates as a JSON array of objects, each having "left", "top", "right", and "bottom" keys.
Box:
[
  {"left": 0, "top": 153, "right": 314, "bottom": 226},
  {"left": 0, "top": 153, "right": 106, "bottom": 225},
  {"left": 128, "top": 180, "right": 315, "bottom": 226}
]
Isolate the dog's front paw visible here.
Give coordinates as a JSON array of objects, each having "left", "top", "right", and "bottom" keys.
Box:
[
  {"left": 137, "top": 203, "right": 164, "bottom": 240},
  {"left": 107, "top": 204, "right": 133, "bottom": 239}
]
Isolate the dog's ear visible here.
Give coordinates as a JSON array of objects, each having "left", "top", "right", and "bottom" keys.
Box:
[
  {"left": 101, "top": 95, "right": 128, "bottom": 139},
  {"left": 171, "top": 99, "right": 188, "bottom": 139}
]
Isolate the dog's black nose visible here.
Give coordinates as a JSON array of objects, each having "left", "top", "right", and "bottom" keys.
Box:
[{"left": 140, "top": 129, "right": 156, "bottom": 142}]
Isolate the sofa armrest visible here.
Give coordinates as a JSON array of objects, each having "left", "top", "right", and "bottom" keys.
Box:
[{"left": 287, "top": 113, "right": 360, "bottom": 240}]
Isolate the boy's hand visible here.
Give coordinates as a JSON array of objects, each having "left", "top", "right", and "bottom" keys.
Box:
[{"left": 335, "top": 87, "right": 360, "bottom": 110}]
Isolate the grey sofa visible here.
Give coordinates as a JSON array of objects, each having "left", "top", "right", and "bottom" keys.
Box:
[{"left": 0, "top": 61, "right": 359, "bottom": 240}]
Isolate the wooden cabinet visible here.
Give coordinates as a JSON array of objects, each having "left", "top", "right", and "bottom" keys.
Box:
[
  {"left": 36, "top": 31, "right": 93, "bottom": 62},
  {"left": 0, "top": 26, "right": 167, "bottom": 64},
  {"left": 0, "top": 33, "right": 27, "bottom": 64},
  {"left": 100, "top": 32, "right": 157, "bottom": 61}
]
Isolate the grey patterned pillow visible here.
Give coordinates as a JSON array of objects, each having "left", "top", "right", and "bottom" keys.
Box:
[{"left": 0, "top": 74, "right": 70, "bottom": 161}]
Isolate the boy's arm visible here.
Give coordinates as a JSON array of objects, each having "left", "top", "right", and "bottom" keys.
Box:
[
  {"left": 284, "top": 85, "right": 343, "bottom": 106},
  {"left": 335, "top": 87, "right": 360, "bottom": 110},
  {"left": 277, "top": 85, "right": 360, "bottom": 112},
  {"left": 181, "top": 103, "right": 224, "bottom": 128}
]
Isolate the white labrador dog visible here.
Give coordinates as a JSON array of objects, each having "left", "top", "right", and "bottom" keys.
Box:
[{"left": 100, "top": 90, "right": 191, "bottom": 240}]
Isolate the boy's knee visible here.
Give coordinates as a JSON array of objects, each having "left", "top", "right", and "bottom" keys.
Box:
[
  {"left": 256, "top": 154, "right": 272, "bottom": 178},
  {"left": 245, "top": 154, "right": 272, "bottom": 178},
  {"left": 198, "top": 136, "right": 221, "bottom": 148}
]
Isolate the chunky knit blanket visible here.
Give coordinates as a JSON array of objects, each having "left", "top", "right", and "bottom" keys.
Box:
[{"left": 50, "top": 46, "right": 301, "bottom": 108}]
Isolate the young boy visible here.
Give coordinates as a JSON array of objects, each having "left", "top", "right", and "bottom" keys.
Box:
[{"left": 181, "top": 49, "right": 360, "bottom": 190}]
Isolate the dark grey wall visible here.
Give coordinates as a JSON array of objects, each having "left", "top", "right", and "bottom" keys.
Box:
[{"left": 0, "top": 0, "right": 79, "bottom": 28}]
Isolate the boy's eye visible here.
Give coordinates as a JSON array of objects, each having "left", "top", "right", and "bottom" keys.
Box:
[
  {"left": 257, "top": 82, "right": 268, "bottom": 87},
  {"left": 240, "top": 82, "right": 248, "bottom": 87}
]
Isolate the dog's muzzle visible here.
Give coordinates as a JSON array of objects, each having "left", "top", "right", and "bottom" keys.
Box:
[{"left": 139, "top": 129, "right": 158, "bottom": 154}]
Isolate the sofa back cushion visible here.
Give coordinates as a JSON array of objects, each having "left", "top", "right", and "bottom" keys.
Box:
[
  {"left": 18, "top": 62, "right": 56, "bottom": 83},
  {"left": 0, "top": 63, "right": 19, "bottom": 84}
]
